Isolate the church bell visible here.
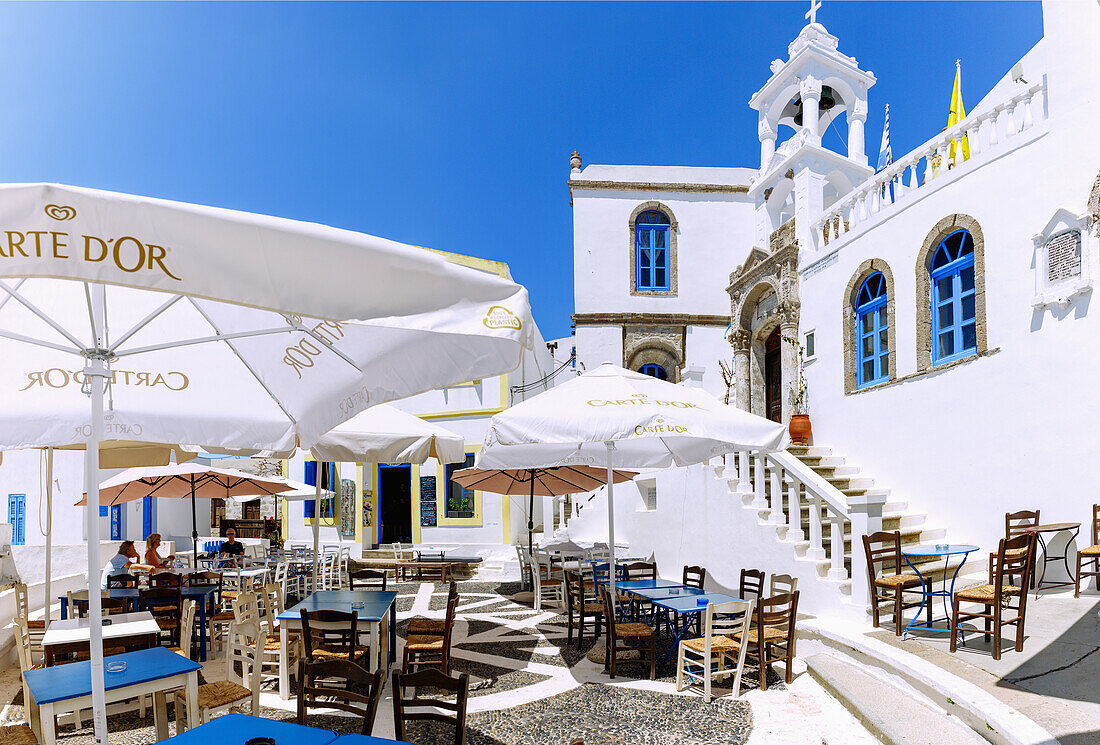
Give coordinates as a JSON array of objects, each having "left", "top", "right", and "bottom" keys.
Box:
[{"left": 790, "top": 85, "right": 837, "bottom": 126}]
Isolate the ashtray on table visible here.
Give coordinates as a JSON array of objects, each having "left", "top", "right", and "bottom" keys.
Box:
[{"left": 105, "top": 661, "right": 127, "bottom": 674}]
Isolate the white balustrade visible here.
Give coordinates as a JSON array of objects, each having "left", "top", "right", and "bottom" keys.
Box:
[{"left": 814, "top": 82, "right": 1047, "bottom": 250}]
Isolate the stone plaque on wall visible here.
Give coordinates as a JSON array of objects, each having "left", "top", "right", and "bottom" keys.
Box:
[
  {"left": 1046, "top": 229, "right": 1082, "bottom": 283},
  {"left": 339, "top": 478, "right": 356, "bottom": 538}
]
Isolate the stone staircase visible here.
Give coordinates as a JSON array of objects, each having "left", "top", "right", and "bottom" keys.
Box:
[{"left": 714, "top": 444, "right": 985, "bottom": 615}]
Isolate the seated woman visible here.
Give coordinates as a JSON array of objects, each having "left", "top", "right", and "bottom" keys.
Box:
[
  {"left": 144, "top": 533, "right": 176, "bottom": 570},
  {"left": 101, "top": 541, "right": 155, "bottom": 589}
]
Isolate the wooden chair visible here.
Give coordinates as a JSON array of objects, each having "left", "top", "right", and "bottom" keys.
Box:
[
  {"left": 173, "top": 594, "right": 262, "bottom": 732},
  {"left": 533, "top": 550, "right": 565, "bottom": 611},
  {"left": 297, "top": 659, "right": 384, "bottom": 736},
  {"left": 349, "top": 568, "right": 388, "bottom": 591},
  {"left": 392, "top": 668, "right": 469, "bottom": 745},
  {"left": 599, "top": 586, "right": 655, "bottom": 680},
  {"left": 1075, "top": 504, "right": 1100, "bottom": 598},
  {"left": 736, "top": 591, "right": 799, "bottom": 691},
  {"left": 676, "top": 598, "right": 754, "bottom": 702},
  {"left": 13, "top": 616, "right": 44, "bottom": 739},
  {"left": 403, "top": 585, "right": 458, "bottom": 673},
  {"left": 951, "top": 533, "right": 1035, "bottom": 660},
  {"left": 992, "top": 510, "right": 1040, "bottom": 588},
  {"left": 769, "top": 574, "right": 798, "bottom": 596},
  {"left": 14, "top": 583, "right": 46, "bottom": 659},
  {"left": 169, "top": 600, "right": 197, "bottom": 659},
  {"left": 407, "top": 582, "right": 458, "bottom": 636},
  {"left": 623, "top": 561, "right": 657, "bottom": 581},
  {"left": 301, "top": 609, "right": 369, "bottom": 664},
  {"left": 151, "top": 571, "right": 182, "bottom": 587},
  {"left": 516, "top": 546, "right": 533, "bottom": 588},
  {"left": 140, "top": 586, "right": 183, "bottom": 647},
  {"left": 862, "top": 530, "right": 925, "bottom": 635},
  {"left": 106, "top": 573, "right": 136, "bottom": 589},
  {"left": 682, "top": 565, "right": 706, "bottom": 589},
  {"left": 739, "top": 568, "right": 766, "bottom": 603},
  {"left": 565, "top": 570, "right": 602, "bottom": 647},
  {"left": 258, "top": 583, "right": 300, "bottom": 681}
]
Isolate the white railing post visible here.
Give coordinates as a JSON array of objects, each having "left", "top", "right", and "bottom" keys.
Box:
[
  {"left": 807, "top": 494, "right": 825, "bottom": 560},
  {"left": 769, "top": 462, "right": 785, "bottom": 525},
  {"left": 1022, "top": 92, "right": 1034, "bottom": 130},
  {"left": 907, "top": 159, "right": 919, "bottom": 191},
  {"left": 1004, "top": 101, "right": 1018, "bottom": 139},
  {"left": 848, "top": 493, "right": 888, "bottom": 608},
  {"left": 968, "top": 120, "right": 981, "bottom": 157},
  {"left": 786, "top": 475, "right": 804, "bottom": 542},
  {"left": 738, "top": 450, "right": 753, "bottom": 495},
  {"left": 989, "top": 107, "right": 1001, "bottom": 147},
  {"left": 752, "top": 452, "right": 767, "bottom": 509},
  {"left": 828, "top": 513, "right": 847, "bottom": 580}
]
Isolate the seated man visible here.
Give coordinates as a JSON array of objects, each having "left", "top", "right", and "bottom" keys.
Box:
[
  {"left": 101, "top": 540, "right": 154, "bottom": 589},
  {"left": 218, "top": 529, "right": 246, "bottom": 567}
]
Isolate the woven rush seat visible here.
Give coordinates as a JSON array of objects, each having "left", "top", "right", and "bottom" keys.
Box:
[
  {"left": 682, "top": 634, "right": 740, "bottom": 653},
  {"left": 404, "top": 634, "right": 445, "bottom": 650},
  {"left": 0, "top": 724, "right": 37, "bottom": 745},
  {"left": 956, "top": 583, "right": 1022, "bottom": 603},
  {"left": 308, "top": 644, "right": 369, "bottom": 661},
  {"left": 540, "top": 578, "right": 563, "bottom": 586},
  {"left": 612, "top": 622, "right": 653, "bottom": 638},
  {"left": 178, "top": 680, "right": 251, "bottom": 710},
  {"left": 582, "top": 602, "right": 603, "bottom": 614},
  {"left": 211, "top": 610, "right": 235, "bottom": 622},
  {"left": 156, "top": 618, "right": 178, "bottom": 631},
  {"left": 263, "top": 633, "right": 298, "bottom": 651},
  {"left": 1080, "top": 544, "right": 1100, "bottom": 556},
  {"left": 407, "top": 617, "right": 446, "bottom": 635},
  {"left": 736, "top": 625, "right": 788, "bottom": 644},
  {"left": 874, "top": 574, "right": 921, "bottom": 588}
]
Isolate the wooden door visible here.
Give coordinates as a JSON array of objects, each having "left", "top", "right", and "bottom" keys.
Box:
[{"left": 765, "top": 327, "right": 782, "bottom": 422}]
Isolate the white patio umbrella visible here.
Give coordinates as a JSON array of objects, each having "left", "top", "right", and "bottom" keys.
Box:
[
  {"left": 476, "top": 363, "right": 788, "bottom": 598},
  {"left": 210, "top": 402, "right": 465, "bottom": 585},
  {"left": 0, "top": 182, "right": 532, "bottom": 743}
]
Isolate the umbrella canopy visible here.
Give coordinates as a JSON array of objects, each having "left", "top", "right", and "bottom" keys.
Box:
[
  {"left": 79, "top": 463, "right": 294, "bottom": 505},
  {"left": 476, "top": 363, "right": 788, "bottom": 597},
  {"left": 0, "top": 182, "right": 532, "bottom": 744},
  {"left": 231, "top": 479, "right": 332, "bottom": 502},
  {"left": 451, "top": 465, "right": 637, "bottom": 559}
]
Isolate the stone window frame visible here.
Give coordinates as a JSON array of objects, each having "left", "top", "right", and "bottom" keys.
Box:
[
  {"left": 915, "top": 214, "right": 988, "bottom": 373},
  {"left": 625, "top": 340, "right": 683, "bottom": 383},
  {"left": 629, "top": 201, "right": 678, "bottom": 296},
  {"left": 843, "top": 259, "right": 897, "bottom": 394}
]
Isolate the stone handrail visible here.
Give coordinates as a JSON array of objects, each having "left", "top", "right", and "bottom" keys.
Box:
[{"left": 814, "top": 81, "right": 1048, "bottom": 250}]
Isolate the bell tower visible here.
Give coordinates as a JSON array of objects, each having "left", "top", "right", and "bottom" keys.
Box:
[{"left": 747, "top": 3, "right": 877, "bottom": 251}]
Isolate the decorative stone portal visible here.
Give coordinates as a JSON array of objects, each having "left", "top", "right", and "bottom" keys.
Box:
[{"left": 728, "top": 223, "right": 801, "bottom": 423}]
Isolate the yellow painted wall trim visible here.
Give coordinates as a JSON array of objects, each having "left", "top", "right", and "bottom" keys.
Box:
[{"left": 411, "top": 463, "right": 422, "bottom": 544}]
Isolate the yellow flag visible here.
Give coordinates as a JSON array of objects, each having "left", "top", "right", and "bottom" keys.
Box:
[{"left": 947, "top": 61, "right": 970, "bottom": 164}]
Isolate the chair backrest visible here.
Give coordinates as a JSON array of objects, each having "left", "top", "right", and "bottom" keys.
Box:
[
  {"left": 298, "top": 658, "right": 384, "bottom": 735},
  {"left": 392, "top": 542, "right": 410, "bottom": 562},
  {"left": 68, "top": 589, "right": 90, "bottom": 618},
  {"left": 185, "top": 571, "right": 222, "bottom": 588},
  {"left": 232, "top": 590, "right": 261, "bottom": 626},
  {"left": 151, "top": 571, "right": 181, "bottom": 587},
  {"left": 106, "top": 573, "right": 136, "bottom": 589},
  {"left": 739, "top": 568, "right": 766, "bottom": 601},
  {"left": 623, "top": 561, "right": 657, "bottom": 581},
  {"left": 12, "top": 616, "right": 33, "bottom": 672},
  {"left": 755, "top": 591, "right": 799, "bottom": 639},
  {"left": 862, "top": 530, "right": 903, "bottom": 584},
  {"left": 992, "top": 533, "right": 1035, "bottom": 610},
  {"left": 565, "top": 570, "right": 584, "bottom": 611},
  {"left": 260, "top": 583, "right": 286, "bottom": 636},
  {"left": 300, "top": 609, "right": 359, "bottom": 660},
  {"left": 14, "top": 583, "right": 30, "bottom": 619},
  {"left": 1091, "top": 504, "right": 1100, "bottom": 547},
  {"left": 702, "top": 598, "right": 755, "bottom": 646},
  {"left": 599, "top": 585, "right": 621, "bottom": 629},
  {"left": 178, "top": 600, "right": 197, "bottom": 658},
  {"left": 682, "top": 565, "right": 706, "bottom": 589},
  {"left": 140, "top": 586, "right": 182, "bottom": 615},
  {"left": 770, "top": 573, "right": 798, "bottom": 596},
  {"left": 348, "top": 568, "right": 388, "bottom": 591},
  {"left": 100, "top": 596, "right": 129, "bottom": 615},
  {"left": 392, "top": 667, "right": 470, "bottom": 745},
  {"left": 1005, "top": 510, "right": 1040, "bottom": 540},
  {"left": 224, "top": 611, "right": 263, "bottom": 712}
]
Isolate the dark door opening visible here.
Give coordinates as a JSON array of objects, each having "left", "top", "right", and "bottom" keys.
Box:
[
  {"left": 765, "top": 327, "right": 782, "bottom": 423},
  {"left": 378, "top": 464, "right": 412, "bottom": 545}
]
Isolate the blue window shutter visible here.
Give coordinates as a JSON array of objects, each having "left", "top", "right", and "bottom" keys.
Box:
[
  {"left": 304, "top": 461, "right": 317, "bottom": 518},
  {"left": 9, "top": 495, "right": 25, "bottom": 546},
  {"left": 99, "top": 506, "right": 108, "bottom": 518}
]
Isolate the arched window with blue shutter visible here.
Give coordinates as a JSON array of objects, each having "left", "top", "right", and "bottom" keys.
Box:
[
  {"left": 930, "top": 229, "right": 977, "bottom": 365},
  {"left": 856, "top": 272, "right": 889, "bottom": 389},
  {"left": 639, "top": 363, "right": 668, "bottom": 380},
  {"left": 635, "top": 210, "right": 671, "bottom": 291}
]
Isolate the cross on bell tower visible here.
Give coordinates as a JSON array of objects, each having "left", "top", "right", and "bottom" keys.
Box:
[{"left": 805, "top": 0, "right": 821, "bottom": 25}]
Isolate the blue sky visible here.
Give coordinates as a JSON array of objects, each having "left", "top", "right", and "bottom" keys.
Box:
[{"left": 0, "top": 1, "right": 1042, "bottom": 341}]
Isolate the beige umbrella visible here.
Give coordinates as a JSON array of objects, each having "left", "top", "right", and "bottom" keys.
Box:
[
  {"left": 450, "top": 466, "right": 637, "bottom": 560},
  {"left": 79, "top": 463, "right": 297, "bottom": 565}
]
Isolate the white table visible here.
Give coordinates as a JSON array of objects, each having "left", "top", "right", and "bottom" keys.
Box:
[
  {"left": 24, "top": 646, "right": 199, "bottom": 745},
  {"left": 42, "top": 611, "right": 161, "bottom": 667}
]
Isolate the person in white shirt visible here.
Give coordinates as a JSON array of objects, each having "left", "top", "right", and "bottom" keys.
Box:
[{"left": 100, "top": 541, "right": 154, "bottom": 589}]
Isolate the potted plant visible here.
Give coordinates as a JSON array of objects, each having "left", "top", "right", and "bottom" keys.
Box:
[{"left": 782, "top": 335, "right": 812, "bottom": 445}]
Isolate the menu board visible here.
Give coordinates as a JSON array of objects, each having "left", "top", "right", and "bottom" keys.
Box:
[{"left": 419, "top": 475, "right": 437, "bottom": 527}]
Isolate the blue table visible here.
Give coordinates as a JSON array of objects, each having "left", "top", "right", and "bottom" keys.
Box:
[
  {"left": 276, "top": 590, "right": 398, "bottom": 700},
  {"left": 61, "top": 585, "right": 220, "bottom": 661},
  {"left": 652, "top": 590, "right": 744, "bottom": 658},
  {"left": 156, "top": 713, "right": 411, "bottom": 744},
  {"left": 902, "top": 544, "right": 980, "bottom": 639},
  {"left": 26, "top": 646, "right": 200, "bottom": 745}
]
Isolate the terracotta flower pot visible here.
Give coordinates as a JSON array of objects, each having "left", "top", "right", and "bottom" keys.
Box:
[{"left": 788, "top": 414, "right": 812, "bottom": 445}]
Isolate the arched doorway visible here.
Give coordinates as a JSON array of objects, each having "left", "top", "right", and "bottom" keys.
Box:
[{"left": 764, "top": 327, "right": 782, "bottom": 422}]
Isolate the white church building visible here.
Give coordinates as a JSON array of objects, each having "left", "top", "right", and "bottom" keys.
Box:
[{"left": 566, "top": 0, "right": 1099, "bottom": 616}]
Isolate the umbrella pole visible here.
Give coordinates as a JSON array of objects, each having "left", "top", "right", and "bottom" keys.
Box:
[
  {"left": 527, "top": 471, "right": 535, "bottom": 591},
  {"left": 313, "top": 475, "right": 321, "bottom": 593},
  {"left": 84, "top": 356, "right": 109, "bottom": 745},
  {"left": 605, "top": 441, "right": 616, "bottom": 614},
  {"left": 191, "top": 481, "right": 199, "bottom": 568},
  {"left": 44, "top": 448, "right": 53, "bottom": 624}
]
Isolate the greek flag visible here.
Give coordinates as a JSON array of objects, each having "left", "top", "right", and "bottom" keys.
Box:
[{"left": 877, "top": 104, "right": 892, "bottom": 171}]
